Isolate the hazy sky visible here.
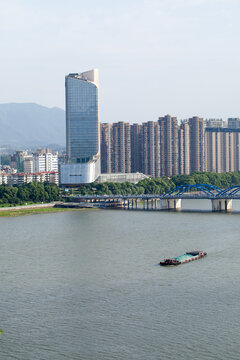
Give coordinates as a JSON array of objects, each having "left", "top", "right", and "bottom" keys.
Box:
[{"left": 1, "top": 0, "right": 240, "bottom": 123}]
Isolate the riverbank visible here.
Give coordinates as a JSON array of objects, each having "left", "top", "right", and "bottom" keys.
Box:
[
  {"left": 0, "top": 203, "right": 94, "bottom": 217},
  {"left": 0, "top": 203, "right": 55, "bottom": 211}
]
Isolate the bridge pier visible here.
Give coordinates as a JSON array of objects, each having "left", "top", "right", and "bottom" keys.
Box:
[
  {"left": 211, "top": 199, "right": 232, "bottom": 212},
  {"left": 161, "top": 199, "right": 182, "bottom": 210}
]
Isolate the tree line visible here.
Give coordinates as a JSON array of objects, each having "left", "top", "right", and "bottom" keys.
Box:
[
  {"left": 0, "top": 182, "right": 60, "bottom": 205},
  {"left": 77, "top": 171, "right": 240, "bottom": 196},
  {"left": 1, "top": 171, "right": 240, "bottom": 205}
]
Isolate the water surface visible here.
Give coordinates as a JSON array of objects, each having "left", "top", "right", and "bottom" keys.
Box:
[{"left": 0, "top": 203, "right": 240, "bottom": 359}]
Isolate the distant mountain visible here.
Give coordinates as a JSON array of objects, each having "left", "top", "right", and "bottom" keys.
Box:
[{"left": 0, "top": 103, "right": 65, "bottom": 147}]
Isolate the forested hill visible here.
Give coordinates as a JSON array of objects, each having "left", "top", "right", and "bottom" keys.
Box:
[{"left": 0, "top": 103, "right": 65, "bottom": 147}]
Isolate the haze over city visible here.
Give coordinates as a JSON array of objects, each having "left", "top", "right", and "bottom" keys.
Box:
[{"left": 1, "top": 0, "right": 240, "bottom": 124}]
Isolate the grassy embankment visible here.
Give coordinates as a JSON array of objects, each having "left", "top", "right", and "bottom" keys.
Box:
[
  {"left": 0, "top": 207, "right": 68, "bottom": 217},
  {"left": 0, "top": 206, "right": 95, "bottom": 217}
]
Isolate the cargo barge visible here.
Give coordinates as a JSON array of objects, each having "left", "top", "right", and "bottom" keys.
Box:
[{"left": 160, "top": 250, "right": 207, "bottom": 266}]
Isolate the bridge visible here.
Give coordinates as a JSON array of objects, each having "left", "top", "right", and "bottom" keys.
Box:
[
  {"left": 72, "top": 184, "right": 240, "bottom": 212},
  {"left": 160, "top": 184, "right": 240, "bottom": 211}
]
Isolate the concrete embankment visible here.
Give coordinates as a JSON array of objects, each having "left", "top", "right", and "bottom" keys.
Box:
[{"left": 0, "top": 203, "right": 56, "bottom": 212}]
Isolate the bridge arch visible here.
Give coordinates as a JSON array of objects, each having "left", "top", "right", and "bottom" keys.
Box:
[
  {"left": 161, "top": 184, "right": 223, "bottom": 198},
  {"left": 219, "top": 186, "right": 240, "bottom": 196}
]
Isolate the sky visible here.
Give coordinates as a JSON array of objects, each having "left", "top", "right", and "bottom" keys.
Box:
[{"left": 0, "top": 0, "right": 240, "bottom": 123}]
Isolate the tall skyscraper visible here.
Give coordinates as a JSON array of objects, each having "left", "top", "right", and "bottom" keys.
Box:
[{"left": 61, "top": 69, "right": 100, "bottom": 184}]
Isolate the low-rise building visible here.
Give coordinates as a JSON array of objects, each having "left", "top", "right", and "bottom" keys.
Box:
[
  {"left": 96, "top": 172, "right": 149, "bottom": 184},
  {"left": 1, "top": 171, "right": 59, "bottom": 186}
]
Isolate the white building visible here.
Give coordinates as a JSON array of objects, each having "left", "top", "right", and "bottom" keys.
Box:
[
  {"left": 33, "top": 151, "right": 58, "bottom": 173},
  {"left": 45, "top": 152, "right": 58, "bottom": 171}
]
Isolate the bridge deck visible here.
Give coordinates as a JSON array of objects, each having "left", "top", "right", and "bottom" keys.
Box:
[{"left": 72, "top": 194, "right": 240, "bottom": 200}]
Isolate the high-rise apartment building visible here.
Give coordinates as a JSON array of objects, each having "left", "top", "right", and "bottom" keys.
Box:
[
  {"left": 158, "top": 115, "right": 179, "bottom": 177},
  {"left": 61, "top": 69, "right": 100, "bottom": 184},
  {"left": 100, "top": 122, "right": 131, "bottom": 174},
  {"left": 99, "top": 113, "right": 240, "bottom": 178},
  {"left": 100, "top": 123, "right": 112, "bottom": 174},
  {"left": 140, "top": 121, "right": 161, "bottom": 177},
  {"left": 131, "top": 123, "right": 142, "bottom": 173},
  {"left": 205, "top": 128, "right": 240, "bottom": 173},
  {"left": 179, "top": 121, "right": 190, "bottom": 175},
  {"left": 189, "top": 116, "right": 204, "bottom": 172},
  {"left": 112, "top": 122, "right": 131, "bottom": 173}
]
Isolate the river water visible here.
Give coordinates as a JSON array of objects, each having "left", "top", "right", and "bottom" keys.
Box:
[{"left": 1, "top": 200, "right": 240, "bottom": 359}]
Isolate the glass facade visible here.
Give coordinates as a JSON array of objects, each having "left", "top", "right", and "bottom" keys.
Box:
[
  {"left": 66, "top": 71, "right": 100, "bottom": 162},
  {"left": 61, "top": 70, "right": 100, "bottom": 184}
]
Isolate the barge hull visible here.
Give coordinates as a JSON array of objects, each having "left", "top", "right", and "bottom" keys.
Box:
[{"left": 160, "top": 251, "right": 207, "bottom": 266}]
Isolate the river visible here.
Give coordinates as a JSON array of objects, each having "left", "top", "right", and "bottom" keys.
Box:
[{"left": 1, "top": 200, "right": 240, "bottom": 359}]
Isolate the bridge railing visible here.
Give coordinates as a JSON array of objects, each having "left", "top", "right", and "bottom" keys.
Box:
[
  {"left": 72, "top": 184, "right": 240, "bottom": 200},
  {"left": 161, "top": 184, "right": 223, "bottom": 198}
]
